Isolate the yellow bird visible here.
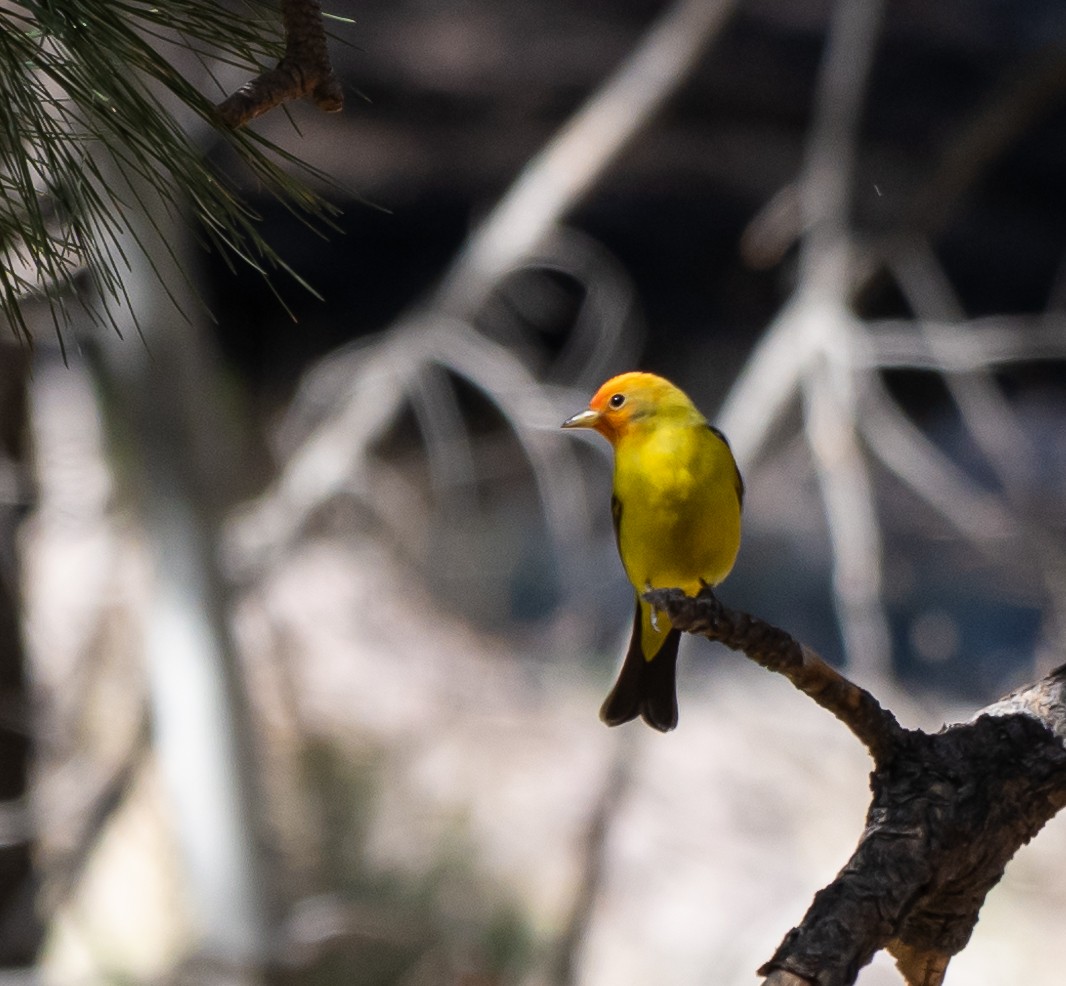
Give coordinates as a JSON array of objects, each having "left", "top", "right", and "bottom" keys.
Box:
[{"left": 562, "top": 372, "right": 743, "bottom": 731}]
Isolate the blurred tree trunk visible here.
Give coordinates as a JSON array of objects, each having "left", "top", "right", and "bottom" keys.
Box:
[
  {"left": 0, "top": 343, "right": 42, "bottom": 964},
  {"left": 0, "top": 3, "right": 337, "bottom": 975},
  {"left": 84, "top": 181, "right": 274, "bottom": 978}
]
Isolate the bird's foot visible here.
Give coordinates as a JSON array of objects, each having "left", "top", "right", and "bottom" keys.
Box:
[{"left": 645, "top": 581, "right": 662, "bottom": 631}]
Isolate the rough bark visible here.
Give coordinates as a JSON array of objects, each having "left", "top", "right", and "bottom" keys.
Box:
[
  {"left": 647, "top": 586, "right": 1066, "bottom": 986},
  {"left": 83, "top": 163, "right": 275, "bottom": 971}
]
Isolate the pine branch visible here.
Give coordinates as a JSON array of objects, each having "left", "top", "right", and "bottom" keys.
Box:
[{"left": 0, "top": 1, "right": 342, "bottom": 346}]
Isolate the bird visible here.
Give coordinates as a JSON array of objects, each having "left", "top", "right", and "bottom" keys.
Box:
[{"left": 562, "top": 371, "right": 743, "bottom": 731}]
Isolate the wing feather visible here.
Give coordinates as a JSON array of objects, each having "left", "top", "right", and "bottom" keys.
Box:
[
  {"left": 708, "top": 424, "right": 744, "bottom": 508},
  {"left": 610, "top": 493, "right": 623, "bottom": 551}
]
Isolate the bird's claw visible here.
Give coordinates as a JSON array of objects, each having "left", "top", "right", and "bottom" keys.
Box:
[
  {"left": 697, "top": 578, "right": 717, "bottom": 599},
  {"left": 645, "top": 582, "right": 662, "bottom": 631}
]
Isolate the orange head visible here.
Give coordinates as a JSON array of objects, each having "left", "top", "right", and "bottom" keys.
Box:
[{"left": 561, "top": 371, "right": 700, "bottom": 445}]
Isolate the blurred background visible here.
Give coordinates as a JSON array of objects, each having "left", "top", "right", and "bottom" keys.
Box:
[{"left": 4, "top": 0, "right": 1066, "bottom": 983}]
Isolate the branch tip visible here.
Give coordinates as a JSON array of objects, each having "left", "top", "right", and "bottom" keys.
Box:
[
  {"left": 760, "top": 971, "right": 816, "bottom": 986},
  {"left": 887, "top": 939, "right": 950, "bottom": 986}
]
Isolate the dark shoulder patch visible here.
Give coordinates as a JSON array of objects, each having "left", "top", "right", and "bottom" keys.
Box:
[
  {"left": 708, "top": 424, "right": 745, "bottom": 509},
  {"left": 610, "top": 494, "right": 623, "bottom": 550},
  {"left": 708, "top": 424, "right": 730, "bottom": 447}
]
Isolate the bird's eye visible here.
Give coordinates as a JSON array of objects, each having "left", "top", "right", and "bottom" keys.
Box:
[{"left": 609, "top": 393, "right": 626, "bottom": 409}]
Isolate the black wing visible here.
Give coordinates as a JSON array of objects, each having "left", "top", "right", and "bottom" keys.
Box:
[
  {"left": 708, "top": 424, "right": 744, "bottom": 508},
  {"left": 610, "top": 492, "right": 623, "bottom": 552}
]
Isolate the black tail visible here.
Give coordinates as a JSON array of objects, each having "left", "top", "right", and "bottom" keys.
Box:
[{"left": 599, "top": 601, "right": 680, "bottom": 732}]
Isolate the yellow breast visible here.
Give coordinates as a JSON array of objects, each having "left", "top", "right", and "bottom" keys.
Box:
[{"left": 613, "top": 421, "right": 742, "bottom": 594}]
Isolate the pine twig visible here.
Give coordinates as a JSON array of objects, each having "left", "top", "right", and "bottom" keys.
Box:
[{"left": 217, "top": 0, "right": 343, "bottom": 127}]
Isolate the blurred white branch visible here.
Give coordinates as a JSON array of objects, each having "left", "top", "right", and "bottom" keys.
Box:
[
  {"left": 865, "top": 314, "right": 1066, "bottom": 370},
  {"left": 86, "top": 165, "right": 272, "bottom": 972},
  {"left": 716, "top": 0, "right": 1066, "bottom": 684},
  {"left": 233, "top": 0, "right": 738, "bottom": 579},
  {"left": 723, "top": 0, "right": 891, "bottom": 677},
  {"left": 857, "top": 380, "right": 1019, "bottom": 551},
  {"left": 725, "top": 11, "right": 1066, "bottom": 683},
  {"left": 890, "top": 242, "right": 1066, "bottom": 656},
  {"left": 229, "top": 314, "right": 594, "bottom": 581},
  {"left": 890, "top": 242, "right": 1041, "bottom": 494},
  {"left": 436, "top": 0, "right": 738, "bottom": 315}
]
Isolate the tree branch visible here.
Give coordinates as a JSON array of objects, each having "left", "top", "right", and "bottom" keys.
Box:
[
  {"left": 647, "top": 587, "right": 1066, "bottom": 986},
  {"left": 644, "top": 587, "right": 903, "bottom": 762},
  {"left": 216, "top": 0, "right": 343, "bottom": 127}
]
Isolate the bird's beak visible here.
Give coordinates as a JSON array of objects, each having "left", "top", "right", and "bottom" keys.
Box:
[{"left": 561, "top": 408, "right": 601, "bottom": 430}]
